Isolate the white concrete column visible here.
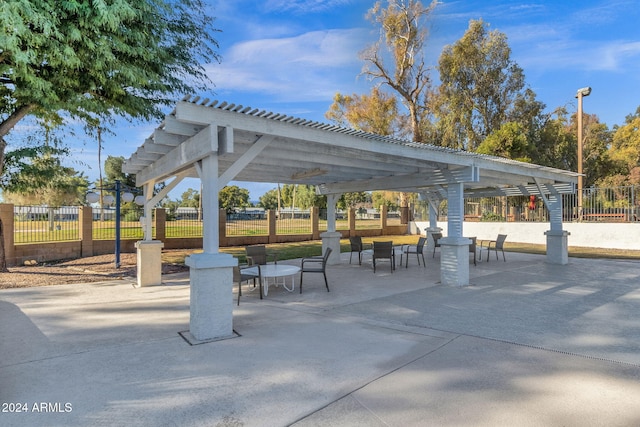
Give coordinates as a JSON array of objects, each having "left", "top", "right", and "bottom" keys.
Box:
[
  {"left": 545, "top": 230, "right": 570, "bottom": 265},
  {"left": 201, "top": 155, "right": 219, "bottom": 253},
  {"left": 326, "top": 194, "right": 339, "bottom": 232},
  {"left": 185, "top": 153, "right": 236, "bottom": 342},
  {"left": 440, "top": 183, "right": 469, "bottom": 286},
  {"left": 320, "top": 231, "right": 342, "bottom": 265},
  {"left": 428, "top": 199, "right": 439, "bottom": 230},
  {"left": 540, "top": 189, "right": 570, "bottom": 265},
  {"left": 185, "top": 252, "right": 237, "bottom": 341},
  {"left": 446, "top": 182, "right": 464, "bottom": 238},
  {"left": 440, "top": 236, "right": 472, "bottom": 287},
  {"left": 135, "top": 240, "right": 164, "bottom": 287},
  {"left": 322, "top": 194, "right": 341, "bottom": 265}
]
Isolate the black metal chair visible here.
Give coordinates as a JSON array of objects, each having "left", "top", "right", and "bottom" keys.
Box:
[
  {"left": 469, "top": 236, "right": 477, "bottom": 266},
  {"left": 235, "top": 264, "right": 261, "bottom": 305},
  {"left": 404, "top": 237, "right": 427, "bottom": 267},
  {"left": 372, "top": 241, "right": 394, "bottom": 273},
  {"left": 245, "top": 245, "right": 277, "bottom": 266},
  {"left": 432, "top": 233, "right": 443, "bottom": 258},
  {"left": 480, "top": 234, "right": 507, "bottom": 262},
  {"left": 348, "top": 236, "right": 370, "bottom": 265},
  {"left": 300, "top": 248, "right": 332, "bottom": 293}
]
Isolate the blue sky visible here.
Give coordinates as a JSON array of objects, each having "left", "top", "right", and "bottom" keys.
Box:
[{"left": 67, "top": 0, "right": 640, "bottom": 201}]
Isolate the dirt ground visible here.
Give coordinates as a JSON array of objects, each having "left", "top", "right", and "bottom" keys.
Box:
[{"left": 0, "top": 253, "right": 189, "bottom": 289}]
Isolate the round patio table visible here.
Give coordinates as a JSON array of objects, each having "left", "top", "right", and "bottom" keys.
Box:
[{"left": 244, "top": 264, "right": 301, "bottom": 296}]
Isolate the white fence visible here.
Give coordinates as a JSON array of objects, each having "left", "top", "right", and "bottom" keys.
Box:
[{"left": 412, "top": 221, "right": 640, "bottom": 251}]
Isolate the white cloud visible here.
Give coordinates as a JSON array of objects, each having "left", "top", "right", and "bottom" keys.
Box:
[
  {"left": 206, "top": 28, "right": 370, "bottom": 102},
  {"left": 264, "top": 0, "right": 354, "bottom": 14}
]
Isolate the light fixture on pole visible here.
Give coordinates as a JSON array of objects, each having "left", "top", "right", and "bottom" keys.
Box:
[
  {"left": 576, "top": 86, "right": 591, "bottom": 219},
  {"left": 86, "top": 180, "right": 143, "bottom": 268}
]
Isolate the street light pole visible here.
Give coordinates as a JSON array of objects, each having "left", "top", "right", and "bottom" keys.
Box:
[
  {"left": 576, "top": 86, "right": 591, "bottom": 220},
  {"left": 86, "top": 180, "right": 139, "bottom": 269}
]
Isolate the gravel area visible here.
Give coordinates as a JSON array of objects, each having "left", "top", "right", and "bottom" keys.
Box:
[{"left": 0, "top": 253, "right": 188, "bottom": 289}]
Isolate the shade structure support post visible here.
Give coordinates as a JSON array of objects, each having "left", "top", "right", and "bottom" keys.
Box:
[
  {"left": 185, "top": 153, "right": 236, "bottom": 342},
  {"left": 135, "top": 240, "right": 164, "bottom": 287},
  {"left": 440, "top": 182, "right": 470, "bottom": 286},
  {"left": 135, "top": 174, "right": 189, "bottom": 287},
  {"left": 424, "top": 193, "right": 443, "bottom": 255},
  {"left": 544, "top": 194, "right": 570, "bottom": 265},
  {"left": 321, "top": 193, "right": 342, "bottom": 265},
  {"left": 535, "top": 178, "right": 570, "bottom": 265}
]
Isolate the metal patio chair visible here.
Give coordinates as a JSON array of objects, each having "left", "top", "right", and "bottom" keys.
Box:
[
  {"left": 348, "top": 236, "right": 370, "bottom": 265},
  {"left": 235, "top": 264, "right": 261, "bottom": 305},
  {"left": 480, "top": 234, "right": 507, "bottom": 262},
  {"left": 372, "top": 241, "right": 394, "bottom": 273},
  {"left": 432, "top": 233, "right": 443, "bottom": 258},
  {"left": 404, "top": 237, "right": 427, "bottom": 268},
  {"left": 300, "top": 248, "right": 332, "bottom": 293}
]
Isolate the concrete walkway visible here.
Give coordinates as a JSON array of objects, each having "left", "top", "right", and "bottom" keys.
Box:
[{"left": 2, "top": 252, "right": 640, "bottom": 426}]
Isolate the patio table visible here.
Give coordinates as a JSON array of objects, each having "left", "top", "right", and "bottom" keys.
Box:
[{"left": 244, "top": 264, "right": 300, "bottom": 296}]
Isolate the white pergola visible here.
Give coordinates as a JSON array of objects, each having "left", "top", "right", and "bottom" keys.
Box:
[{"left": 124, "top": 96, "right": 578, "bottom": 342}]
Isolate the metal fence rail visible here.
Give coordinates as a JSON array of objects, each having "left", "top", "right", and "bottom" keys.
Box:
[
  {"left": 418, "top": 185, "right": 640, "bottom": 223},
  {"left": 13, "top": 206, "right": 80, "bottom": 243},
  {"left": 276, "top": 209, "right": 311, "bottom": 235},
  {"left": 10, "top": 185, "right": 640, "bottom": 245},
  {"left": 167, "top": 208, "right": 203, "bottom": 238},
  {"left": 226, "top": 211, "right": 268, "bottom": 236},
  {"left": 93, "top": 207, "right": 144, "bottom": 240}
]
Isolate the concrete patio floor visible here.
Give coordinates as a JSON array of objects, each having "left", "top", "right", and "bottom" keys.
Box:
[{"left": 2, "top": 251, "right": 640, "bottom": 426}]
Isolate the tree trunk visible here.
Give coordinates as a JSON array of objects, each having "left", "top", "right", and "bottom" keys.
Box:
[
  {"left": 0, "top": 106, "right": 35, "bottom": 271},
  {"left": 0, "top": 137, "right": 8, "bottom": 271}
]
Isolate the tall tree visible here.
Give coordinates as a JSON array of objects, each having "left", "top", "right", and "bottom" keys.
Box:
[
  {"left": 103, "top": 156, "right": 136, "bottom": 189},
  {"left": 476, "top": 122, "right": 532, "bottom": 162},
  {"left": 179, "top": 189, "right": 201, "bottom": 208},
  {"left": 326, "top": 87, "right": 405, "bottom": 137},
  {"left": 219, "top": 185, "right": 250, "bottom": 214},
  {"left": 600, "top": 107, "right": 640, "bottom": 186},
  {"left": 258, "top": 189, "right": 280, "bottom": 211},
  {"left": 2, "top": 146, "right": 89, "bottom": 206},
  {"left": 534, "top": 107, "right": 577, "bottom": 171},
  {"left": 435, "top": 19, "right": 527, "bottom": 151},
  {"left": 360, "top": 0, "right": 437, "bottom": 143},
  {"left": 0, "top": 0, "right": 219, "bottom": 270}
]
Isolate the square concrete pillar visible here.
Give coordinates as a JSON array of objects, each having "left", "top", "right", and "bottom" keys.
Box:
[
  {"left": 545, "top": 230, "right": 570, "bottom": 265},
  {"left": 320, "top": 231, "right": 342, "bottom": 265},
  {"left": 135, "top": 240, "right": 164, "bottom": 287},
  {"left": 185, "top": 252, "right": 237, "bottom": 342},
  {"left": 440, "top": 236, "right": 471, "bottom": 287}
]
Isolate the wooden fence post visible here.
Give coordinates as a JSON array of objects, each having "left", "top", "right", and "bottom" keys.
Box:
[
  {"left": 219, "top": 209, "right": 227, "bottom": 247},
  {"left": 80, "top": 206, "right": 94, "bottom": 257},
  {"left": 380, "top": 205, "right": 388, "bottom": 234},
  {"left": 0, "top": 204, "right": 15, "bottom": 267},
  {"left": 348, "top": 207, "right": 356, "bottom": 236},
  {"left": 311, "top": 206, "right": 320, "bottom": 240},
  {"left": 154, "top": 208, "right": 166, "bottom": 241},
  {"left": 268, "top": 210, "right": 276, "bottom": 243}
]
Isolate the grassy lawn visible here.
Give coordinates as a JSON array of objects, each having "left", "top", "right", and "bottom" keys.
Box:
[{"left": 161, "top": 235, "right": 640, "bottom": 265}]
